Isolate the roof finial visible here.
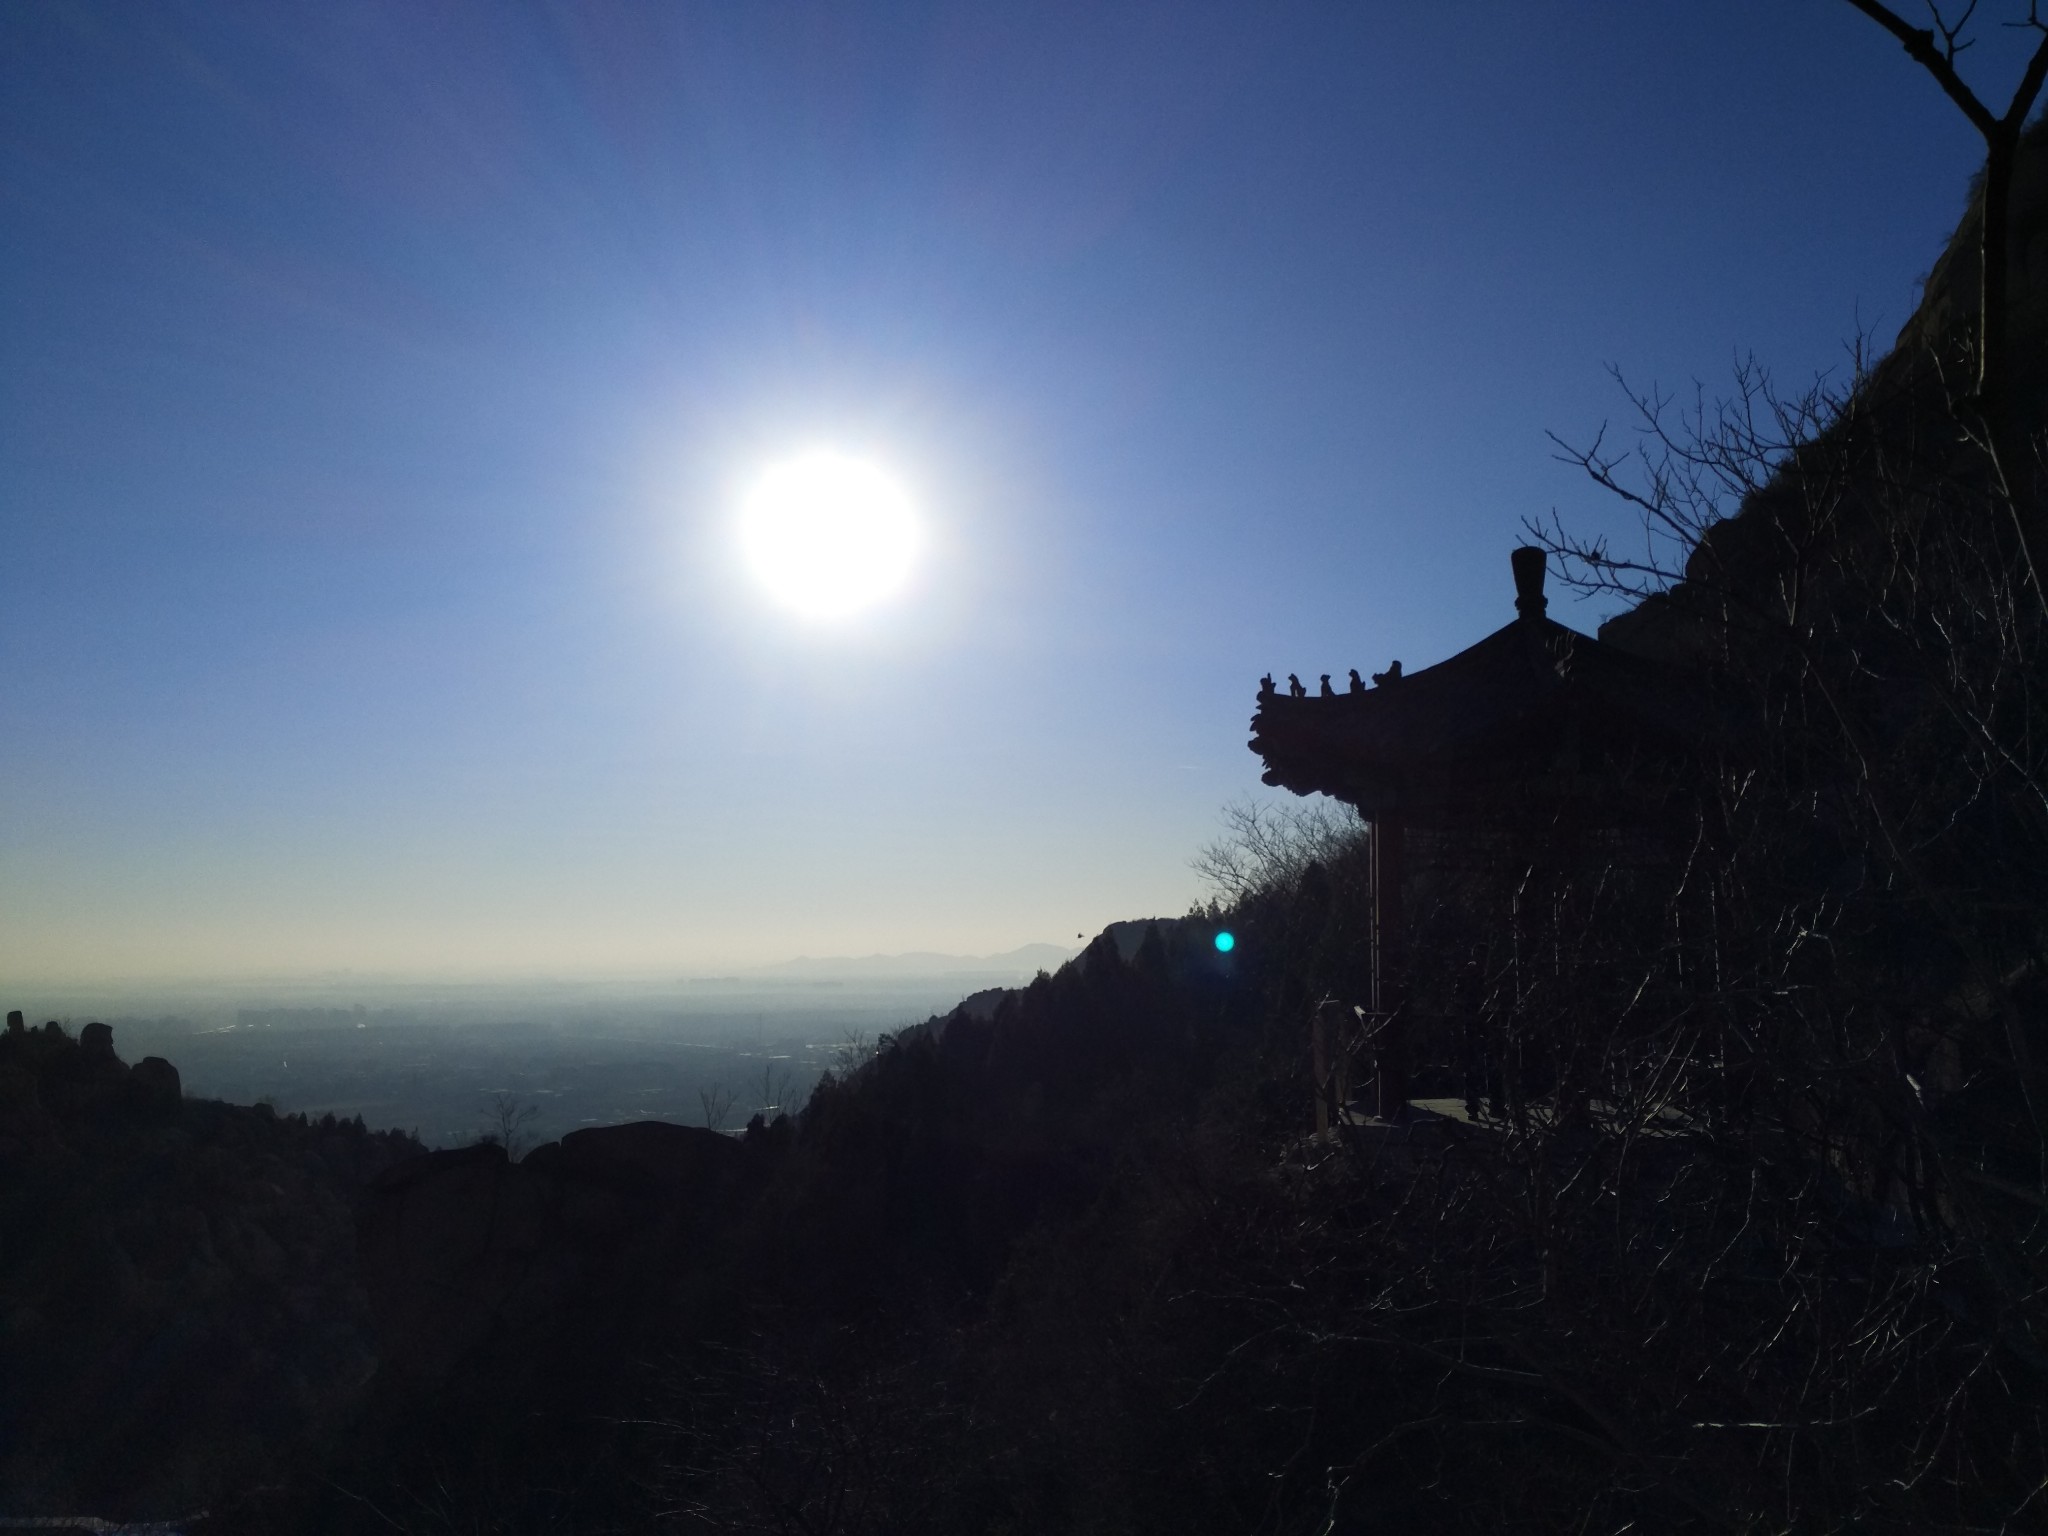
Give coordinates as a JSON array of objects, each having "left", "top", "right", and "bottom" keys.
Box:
[{"left": 1512, "top": 546, "right": 1547, "bottom": 619}]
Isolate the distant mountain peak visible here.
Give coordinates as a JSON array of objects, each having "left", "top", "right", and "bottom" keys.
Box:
[{"left": 743, "top": 944, "right": 1077, "bottom": 980}]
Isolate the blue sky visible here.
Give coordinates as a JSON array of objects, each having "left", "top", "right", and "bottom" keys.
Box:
[{"left": 0, "top": 1, "right": 2030, "bottom": 979}]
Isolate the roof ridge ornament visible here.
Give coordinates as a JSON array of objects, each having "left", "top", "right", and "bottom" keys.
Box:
[
  {"left": 1512, "top": 546, "right": 1548, "bottom": 619},
  {"left": 1249, "top": 541, "right": 1714, "bottom": 826}
]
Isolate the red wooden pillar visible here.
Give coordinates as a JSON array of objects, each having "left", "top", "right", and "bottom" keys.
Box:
[{"left": 1372, "top": 815, "right": 1409, "bottom": 1120}]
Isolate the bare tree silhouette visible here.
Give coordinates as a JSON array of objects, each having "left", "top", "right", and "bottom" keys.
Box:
[
  {"left": 1842, "top": 1, "right": 2048, "bottom": 599},
  {"left": 698, "top": 1083, "right": 738, "bottom": 1134},
  {"left": 477, "top": 1090, "right": 540, "bottom": 1162}
]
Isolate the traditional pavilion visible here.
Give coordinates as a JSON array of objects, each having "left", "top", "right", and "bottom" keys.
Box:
[{"left": 1249, "top": 548, "right": 1711, "bottom": 1122}]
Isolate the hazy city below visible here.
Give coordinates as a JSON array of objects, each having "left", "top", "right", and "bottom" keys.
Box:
[{"left": 3, "top": 946, "right": 1074, "bottom": 1149}]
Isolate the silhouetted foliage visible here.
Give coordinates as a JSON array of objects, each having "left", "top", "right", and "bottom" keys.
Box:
[
  {"left": 476, "top": 1089, "right": 541, "bottom": 1161},
  {"left": 0, "top": 1019, "right": 421, "bottom": 1523}
]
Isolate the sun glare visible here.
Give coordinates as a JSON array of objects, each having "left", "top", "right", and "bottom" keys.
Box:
[{"left": 739, "top": 450, "right": 919, "bottom": 621}]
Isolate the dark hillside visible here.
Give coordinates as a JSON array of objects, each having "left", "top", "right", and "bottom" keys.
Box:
[
  {"left": 283, "top": 919, "right": 1265, "bottom": 1532},
  {"left": 0, "top": 1013, "right": 421, "bottom": 1521}
]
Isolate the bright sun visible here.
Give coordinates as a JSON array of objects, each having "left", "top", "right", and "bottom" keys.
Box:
[{"left": 739, "top": 450, "right": 919, "bottom": 621}]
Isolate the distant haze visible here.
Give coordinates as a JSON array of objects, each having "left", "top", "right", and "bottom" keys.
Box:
[
  {"left": 0, "top": 944, "right": 1084, "bottom": 1147},
  {"left": 0, "top": 943, "right": 1079, "bottom": 1044},
  {"left": 742, "top": 944, "right": 1076, "bottom": 980}
]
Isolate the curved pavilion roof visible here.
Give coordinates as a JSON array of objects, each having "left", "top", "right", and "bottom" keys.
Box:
[{"left": 1249, "top": 550, "right": 1710, "bottom": 827}]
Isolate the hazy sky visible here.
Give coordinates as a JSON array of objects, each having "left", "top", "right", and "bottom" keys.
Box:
[{"left": 1, "top": 1, "right": 2031, "bottom": 980}]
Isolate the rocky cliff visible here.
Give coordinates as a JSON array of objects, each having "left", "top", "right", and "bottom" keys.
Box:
[{"left": 1600, "top": 114, "right": 2048, "bottom": 662}]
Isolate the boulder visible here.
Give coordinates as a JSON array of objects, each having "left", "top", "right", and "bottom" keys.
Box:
[
  {"left": 130, "top": 1056, "right": 181, "bottom": 1111},
  {"left": 78, "top": 1021, "right": 117, "bottom": 1063}
]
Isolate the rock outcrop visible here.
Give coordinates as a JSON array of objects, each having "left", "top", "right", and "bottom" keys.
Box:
[{"left": 128, "top": 1055, "right": 180, "bottom": 1110}]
